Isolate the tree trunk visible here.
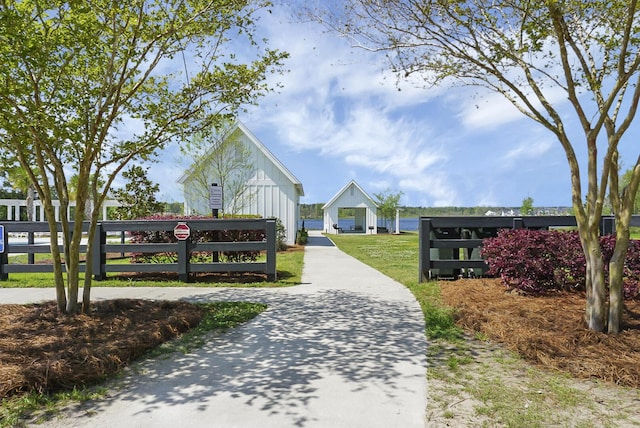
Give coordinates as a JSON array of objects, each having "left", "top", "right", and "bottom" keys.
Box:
[
  {"left": 65, "top": 197, "right": 88, "bottom": 314},
  {"left": 608, "top": 218, "right": 631, "bottom": 334},
  {"left": 608, "top": 251, "right": 625, "bottom": 334},
  {"left": 82, "top": 203, "right": 102, "bottom": 314},
  {"left": 26, "top": 186, "right": 34, "bottom": 221},
  {"left": 583, "top": 231, "right": 607, "bottom": 332},
  {"left": 43, "top": 206, "right": 66, "bottom": 313}
]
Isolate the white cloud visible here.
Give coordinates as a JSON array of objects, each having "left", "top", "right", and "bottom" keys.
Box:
[
  {"left": 399, "top": 174, "right": 459, "bottom": 207},
  {"left": 501, "top": 137, "right": 555, "bottom": 169},
  {"left": 456, "top": 92, "right": 524, "bottom": 130},
  {"left": 148, "top": 3, "right": 581, "bottom": 208}
]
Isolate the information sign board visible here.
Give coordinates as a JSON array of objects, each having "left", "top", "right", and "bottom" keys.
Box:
[{"left": 209, "top": 184, "right": 223, "bottom": 210}]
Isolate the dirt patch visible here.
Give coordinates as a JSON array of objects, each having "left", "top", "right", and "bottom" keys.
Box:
[
  {"left": 113, "top": 271, "right": 270, "bottom": 283},
  {"left": 0, "top": 300, "right": 202, "bottom": 399},
  {"left": 440, "top": 278, "right": 640, "bottom": 387}
]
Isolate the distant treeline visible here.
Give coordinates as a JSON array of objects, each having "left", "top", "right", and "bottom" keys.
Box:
[{"left": 299, "top": 203, "right": 571, "bottom": 219}]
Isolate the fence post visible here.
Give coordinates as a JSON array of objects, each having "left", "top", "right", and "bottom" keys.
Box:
[
  {"left": 418, "top": 218, "right": 431, "bottom": 283},
  {"left": 266, "top": 219, "right": 277, "bottom": 281},
  {"left": 177, "top": 237, "right": 191, "bottom": 283},
  {"left": 0, "top": 225, "right": 7, "bottom": 280},
  {"left": 92, "top": 223, "right": 107, "bottom": 281},
  {"left": 513, "top": 218, "right": 524, "bottom": 229},
  {"left": 601, "top": 216, "right": 615, "bottom": 235},
  {"left": 27, "top": 230, "right": 34, "bottom": 265}
]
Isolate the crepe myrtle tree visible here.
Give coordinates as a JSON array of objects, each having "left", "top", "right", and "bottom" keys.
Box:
[
  {"left": 310, "top": 0, "right": 640, "bottom": 333},
  {"left": 0, "top": 0, "right": 288, "bottom": 314}
]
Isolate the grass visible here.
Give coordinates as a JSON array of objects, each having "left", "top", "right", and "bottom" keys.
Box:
[
  {"left": 1, "top": 248, "right": 304, "bottom": 288},
  {"left": 328, "top": 232, "right": 636, "bottom": 427}
]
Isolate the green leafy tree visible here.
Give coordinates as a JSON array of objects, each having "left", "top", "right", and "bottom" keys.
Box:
[
  {"left": 374, "top": 189, "right": 403, "bottom": 231},
  {"left": 312, "top": 0, "right": 640, "bottom": 333},
  {"left": 0, "top": 0, "right": 287, "bottom": 314},
  {"left": 3, "top": 165, "right": 35, "bottom": 221},
  {"left": 521, "top": 197, "right": 534, "bottom": 216},
  {"left": 162, "top": 201, "right": 184, "bottom": 216},
  {"left": 112, "top": 165, "right": 164, "bottom": 220},
  {"left": 621, "top": 168, "right": 640, "bottom": 214}
]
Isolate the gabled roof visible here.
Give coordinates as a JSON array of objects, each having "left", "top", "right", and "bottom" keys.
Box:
[
  {"left": 322, "top": 180, "right": 377, "bottom": 209},
  {"left": 177, "top": 121, "right": 304, "bottom": 196}
]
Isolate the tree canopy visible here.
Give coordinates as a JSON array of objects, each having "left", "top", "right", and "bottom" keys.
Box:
[
  {"left": 0, "top": 0, "right": 288, "bottom": 313},
  {"left": 374, "top": 189, "right": 403, "bottom": 231},
  {"left": 112, "top": 165, "right": 164, "bottom": 220}
]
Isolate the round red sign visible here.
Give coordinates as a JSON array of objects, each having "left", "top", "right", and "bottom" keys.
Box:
[{"left": 173, "top": 222, "right": 191, "bottom": 240}]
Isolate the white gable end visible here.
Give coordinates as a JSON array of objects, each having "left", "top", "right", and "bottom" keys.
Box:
[
  {"left": 322, "top": 180, "right": 378, "bottom": 234},
  {"left": 179, "top": 122, "right": 303, "bottom": 244}
]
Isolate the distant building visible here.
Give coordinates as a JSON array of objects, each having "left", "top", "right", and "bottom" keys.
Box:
[
  {"left": 0, "top": 199, "right": 118, "bottom": 222},
  {"left": 177, "top": 121, "right": 304, "bottom": 245},
  {"left": 322, "top": 180, "right": 378, "bottom": 234}
]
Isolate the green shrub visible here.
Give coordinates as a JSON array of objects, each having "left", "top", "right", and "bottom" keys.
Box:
[
  {"left": 274, "top": 218, "right": 288, "bottom": 251},
  {"left": 296, "top": 228, "right": 308, "bottom": 245}
]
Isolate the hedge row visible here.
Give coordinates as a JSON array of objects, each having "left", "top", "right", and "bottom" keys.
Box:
[{"left": 480, "top": 229, "right": 640, "bottom": 299}]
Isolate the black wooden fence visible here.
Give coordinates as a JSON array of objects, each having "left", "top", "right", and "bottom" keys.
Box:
[
  {"left": 419, "top": 215, "right": 625, "bottom": 282},
  {"left": 0, "top": 218, "right": 277, "bottom": 282}
]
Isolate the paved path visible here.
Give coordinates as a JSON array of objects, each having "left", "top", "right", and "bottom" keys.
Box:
[{"left": 5, "top": 232, "right": 427, "bottom": 427}]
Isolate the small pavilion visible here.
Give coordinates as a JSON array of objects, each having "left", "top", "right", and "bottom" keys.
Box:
[{"left": 322, "top": 180, "right": 378, "bottom": 234}]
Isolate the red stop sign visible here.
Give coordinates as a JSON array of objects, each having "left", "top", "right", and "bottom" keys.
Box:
[{"left": 173, "top": 222, "right": 191, "bottom": 240}]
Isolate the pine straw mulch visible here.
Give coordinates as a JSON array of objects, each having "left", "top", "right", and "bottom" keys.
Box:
[
  {"left": 440, "top": 278, "right": 640, "bottom": 388},
  {"left": 0, "top": 299, "right": 202, "bottom": 400}
]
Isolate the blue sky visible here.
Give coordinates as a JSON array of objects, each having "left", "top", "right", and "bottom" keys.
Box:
[{"left": 147, "top": 4, "right": 635, "bottom": 209}]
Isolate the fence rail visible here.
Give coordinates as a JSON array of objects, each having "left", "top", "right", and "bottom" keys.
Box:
[
  {"left": 418, "top": 215, "right": 629, "bottom": 282},
  {"left": 0, "top": 219, "right": 277, "bottom": 282}
]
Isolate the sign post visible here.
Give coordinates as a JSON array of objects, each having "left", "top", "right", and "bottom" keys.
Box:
[
  {"left": 0, "top": 225, "right": 6, "bottom": 280},
  {"left": 209, "top": 183, "right": 223, "bottom": 262},
  {"left": 209, "top": 183, "right": 223, "bottom": 218}
]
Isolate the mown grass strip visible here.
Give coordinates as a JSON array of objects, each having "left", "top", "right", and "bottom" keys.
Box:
[{"left": 0, "top": 249, "right": 304, "bottom": 289}]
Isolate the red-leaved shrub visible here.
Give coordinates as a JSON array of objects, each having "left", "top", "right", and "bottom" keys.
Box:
[{"left": 481, "top": 229, "right": 640, "bottom": 299}]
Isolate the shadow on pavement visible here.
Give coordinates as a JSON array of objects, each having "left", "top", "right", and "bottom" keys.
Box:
[
  {"left": 305, "top": 234, "right": 334, "bottom": 247},
  {"left": 57, "top": 288, "right": 425, "bottom": 427}
]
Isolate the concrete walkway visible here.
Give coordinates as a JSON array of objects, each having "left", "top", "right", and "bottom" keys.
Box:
[{"left": 5, "top": 231, "right": 427, "bottom": 428}]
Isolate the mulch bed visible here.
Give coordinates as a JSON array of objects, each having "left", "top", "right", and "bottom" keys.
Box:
[
  {"left": 0, "top": 299, "right": 202, "bottom": 399},
  {"left": 440, "top": 278, "right": 640, "bottom": 387}
]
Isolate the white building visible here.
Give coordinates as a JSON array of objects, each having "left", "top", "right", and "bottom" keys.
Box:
[
  {"left": 177, "top": 121, "right": 304, "bottom": 245},
  {"left": 323, "top": 180, "right": 378, "bottom": 234},
  {"left": 0, "top": 199, "right": 119, "bottom": 222}
]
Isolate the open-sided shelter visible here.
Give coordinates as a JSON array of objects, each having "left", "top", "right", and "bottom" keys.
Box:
[{"left": 322, "top": 180, "right": 378, "bottom": 234}]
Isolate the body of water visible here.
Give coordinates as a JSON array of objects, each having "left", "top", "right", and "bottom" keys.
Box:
[{"left": 300, "top": 218, "right": 419, "bottom": 231}]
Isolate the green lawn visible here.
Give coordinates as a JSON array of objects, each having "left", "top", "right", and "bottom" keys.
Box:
[
  {"left": 328, "top": 232, "right": 461, "bottom": 340},
  {"left": 0, "top": 249, "right": 304, "bottom": 288}
]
